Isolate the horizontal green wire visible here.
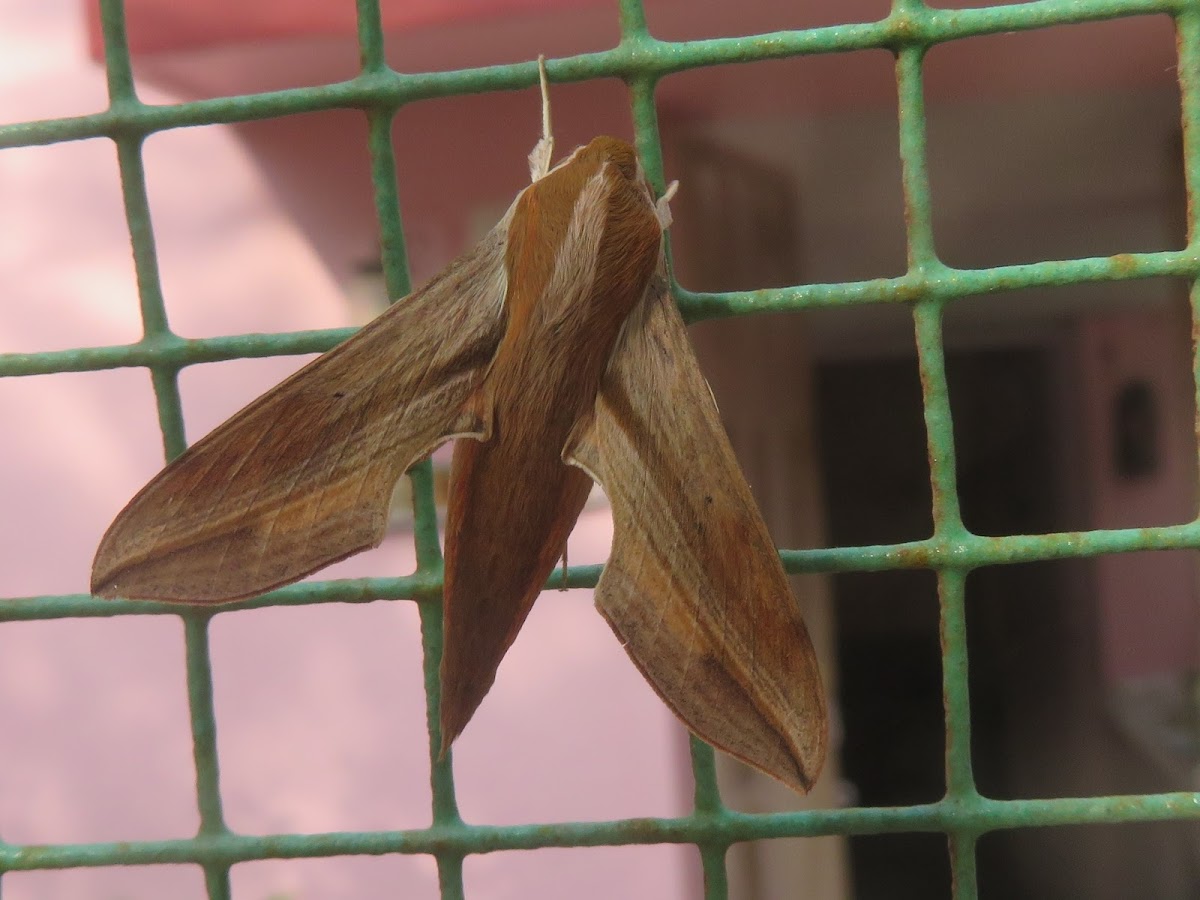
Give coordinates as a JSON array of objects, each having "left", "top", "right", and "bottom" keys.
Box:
[
  {"left": 0, "top": 0, "right": 1183, "bottom": 150},
  {"left": 3, "top": 249, "right": 1196, "bottom": 378},
  {"left": 5, "top": 518, "right": 1199, "bottom": 619},
  {"left": 1, "top": 791, "right": 1196, "bottom": 872}
]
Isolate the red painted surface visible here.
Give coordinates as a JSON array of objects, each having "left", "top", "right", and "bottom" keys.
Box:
[
  {"left": 83, "top": 0, "right": 596, "bottom": 55},
  {"left": 80, "top": 0, "right": 1178, "bottom": 115}
]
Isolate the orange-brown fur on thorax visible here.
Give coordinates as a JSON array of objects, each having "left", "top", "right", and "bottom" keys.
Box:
[{"left": 496, "top": 136, "right": 662, "bottom": 439}]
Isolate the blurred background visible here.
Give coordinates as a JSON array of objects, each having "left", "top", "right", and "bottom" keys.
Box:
[{"left": 1, "top": 0, "right": 1197, "bottom": 897}]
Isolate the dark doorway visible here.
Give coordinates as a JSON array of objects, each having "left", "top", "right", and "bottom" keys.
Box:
[
  {"left": 817, "top": 353, "right": 947, "bottom": 900},
  {"left": 815, "top": 347, "right": 1128, "bottom": 900}
]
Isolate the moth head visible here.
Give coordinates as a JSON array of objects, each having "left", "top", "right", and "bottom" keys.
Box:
[{"left": 551, "top": 137, "right": 669, "bottom": 217}]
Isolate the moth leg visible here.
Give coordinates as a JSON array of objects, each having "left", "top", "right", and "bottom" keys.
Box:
[{"left": 527, "top": 55, "right": 554, "bottom": 182}]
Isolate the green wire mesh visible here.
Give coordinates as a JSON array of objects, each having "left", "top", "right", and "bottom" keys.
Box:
[{"left": 3, "top": 0, "right": 1200, "bottom": 898}]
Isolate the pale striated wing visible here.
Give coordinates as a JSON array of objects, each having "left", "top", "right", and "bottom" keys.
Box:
[
  {"left": 566, "top": 274, "right": 827, "bottom": 793},
  {"left": 92, "top": 224, "right": 511, "bottom": 603}
]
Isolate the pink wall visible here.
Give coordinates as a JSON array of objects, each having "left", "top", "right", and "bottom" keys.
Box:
[
  {"left": 232, "top": 78, "right": 640, "bottom": 292},
  {"left": 0, "top": 1, "right": 690, "bottom": 896},
  {"left": 1080, "top": 307, "right": 1200, "bottom": 680}
]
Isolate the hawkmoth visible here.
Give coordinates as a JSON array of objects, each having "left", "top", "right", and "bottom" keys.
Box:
[{"left": 91, "top": 60, "right": 827, "bottom": 793}]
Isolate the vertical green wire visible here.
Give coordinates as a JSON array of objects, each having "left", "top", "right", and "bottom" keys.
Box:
[
  {"left": 949, "top": 831, "right": 979, "bottom": 900},
  {"left": 688, "top": 736, "right": 731, "bottom": 898},
  {"left": 183, "top": 613, "right": 231, "bottom": 900},
  {"left": 100, "top": 0, "right": 188, "bottom": 461},
  {"left": 97, "top": 0, "right": 137, "bottom": 115},
  {"left": 701, "top": 847, "right": 731, "bottom": 900},
  {"left": 364, "top": 104, "right": 441, "bottom": 576},
  {"left": 352, "top": 1, "right": 463, "bottom": 893},
  {"left": 366, "top": 115, "right": 413, "bottom": 304},
  {"left": 914, "top": 303, "right": 965, "bottom": 533},
  {"left": 689, "top": 736, "right": 724, "bottom": 816},
  {"left": 1175, "top": 9, "right": 1200, "bottom": 500},
  {"left": 359, "top": 5, "right": 464, "bottom": 897},
  {"left": 183, "top": 614, "right": 228, "bottom": 834},
  {"left": 940, "top": 567, "right": 981, "bottom": 900},
  {"left": 628, "top": 76, "right": 668, "bottom": 193},
  {"left": 364, "top": 85, "right": 466, "bottom": 891},
  {"left": 937, "top": 570, "right": 977, "bottom": 800},
  {"left": 103, "top": 1, "right": 228, "bottom": 895},
  {"left": 895, "top": 17, "right": 966, "bottom": 535},
  {"left": 358, "top": 3, "right": 411, "bottom": 303},
  {"left": 620, "top": 1, "right": 732, "bottom": 894},
  {"left": 114, "top": 137, "right": 188, "bottom": 461},
  {"left": 355, "top": 0, "right": 387, "bottom": 75},
  {"left": 894, "top": 43, "right": 938, "bottom": 274},
  {"left": 620, "top": 0, "right": 667, "bottom": 195},
  {"left": 617, "top": 0, "right": 650, "bottom": 37},
  {"left": 421, "top": 591, "right": 464, "bottom": 898},
  {"left": 917, "top": 272, "right": 978, "bottom": 898},
  {"left": 893, "top": 4, "right": 980, "bottom": 892}
]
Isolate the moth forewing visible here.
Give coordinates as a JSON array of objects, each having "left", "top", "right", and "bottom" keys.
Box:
[{"left": 90, "top": 220, "right": 512, "bottom": 603}]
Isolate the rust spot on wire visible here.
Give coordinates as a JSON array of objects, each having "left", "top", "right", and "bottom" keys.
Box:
[
  {"left": 1109, "top": 253, "right": 1138, "bottom": 277},
  {"left": 892, "top": 543, "right": 935, "bottom": 569},
  {"left": 893, "top": 281, "right": 925, "bottom": 304},
  {"left": 886, "top": 10, "right": 920, "bottom": 50}
]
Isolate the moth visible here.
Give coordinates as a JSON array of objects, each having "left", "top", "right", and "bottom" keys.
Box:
[{"left": 91, "top": 60, "right": 828, "bottom": 793}]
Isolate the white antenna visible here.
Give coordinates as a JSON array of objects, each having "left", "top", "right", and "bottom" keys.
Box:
[{"left": 527, "top": 55, "right": 553, "bottom": 182}]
